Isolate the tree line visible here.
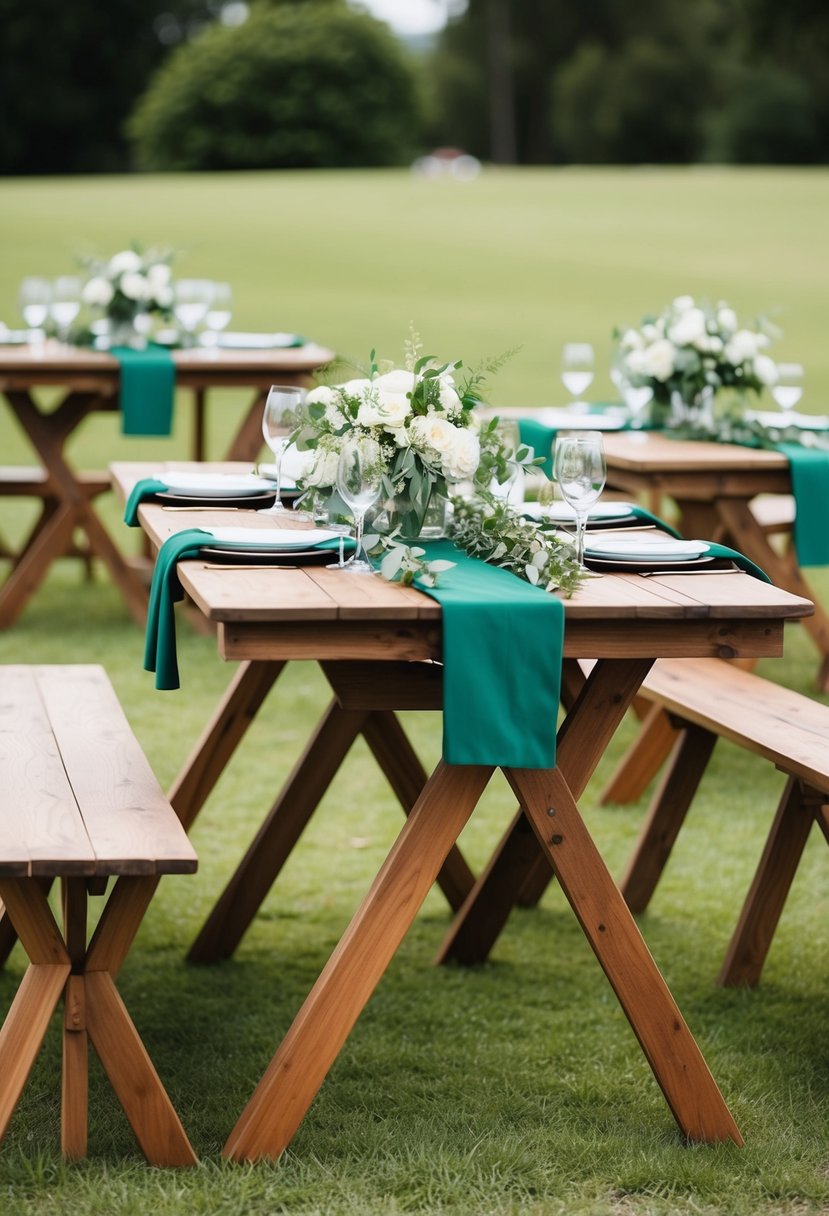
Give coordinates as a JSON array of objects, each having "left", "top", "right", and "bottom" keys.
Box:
[{"left": 1, "top": 0, "right": 827, "bottom": 175}]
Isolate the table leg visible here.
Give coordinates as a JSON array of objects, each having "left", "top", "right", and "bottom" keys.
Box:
[
  {"left": 223, "top": 761, "right": 493, "bottom": 1162},
  {"left": 716, "top": 497, "right": 829, "bottom": 691},
  {"left": 0, "top": 501, "right": 78, "bottom": 628},
  {"left": 504, "top": 765, "right": 743, "bottom": 1145},
  {"left": 61, "top": 879, "right": 89, "bottom": 1159},
  {"left": 224, "top": 389, "right": 269, "bottom": 463},
  {"left": 187, "top": 698, "right": 370, "bottom": 963},
  {"left": 168, "top": 659, "right": 287, "bottom": 831},
  {"left": 193, "top": 388, "right": 207, "bottom": 462},
  {"left": 436, "top": 658, "right": 653, "bottom": 965}
]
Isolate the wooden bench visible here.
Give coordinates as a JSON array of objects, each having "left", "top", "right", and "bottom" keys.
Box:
[
  {"left": 0, "top": 665, "right": 198, "bottom": 1164},
  {"left": 616, "top": 657, "right": 829, "bottom": 986}
]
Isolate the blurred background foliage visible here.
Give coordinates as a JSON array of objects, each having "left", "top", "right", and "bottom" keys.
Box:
[{"left": 1, "top": 0, "right": 828, "bottom": 175}]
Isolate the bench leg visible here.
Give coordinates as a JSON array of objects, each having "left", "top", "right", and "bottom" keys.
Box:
[
  {"left": 619, "top": 724, "right": 717, "bottom": 914},
  {"left": 717, "top": 778, "right": 819, "bottom": 987},
  {"left": 600, "top": 704, "right": 680, "bottom": 806}
]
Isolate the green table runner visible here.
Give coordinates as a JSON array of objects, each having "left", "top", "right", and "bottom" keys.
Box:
[
  {"left": 112, "top": 344, "right": 175, "bottom": 436},
  {"left": 700, "top": 543, "right": 770, "bottom": 582},
  {"left": 776, "top": 443, "right": 829, "bottom": 567},
  {"left": 144, "top": 529, "right": 352, "bottom": 689},
  {"left": 124, "top": 477, "right": 170, "bottom": 525},
  {"left": 411, "top": 540, "right": 564, "bottom": 769},
  {"left": 517, "top": 407, "right": 629, "bottom": 478}
]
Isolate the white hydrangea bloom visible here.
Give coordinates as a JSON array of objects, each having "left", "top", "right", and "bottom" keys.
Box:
[
  {"left": 108, "top": 250, "right": 143, "bottom": 276},
  {"left": 81, "top": 276, "right": 114, "bottom": 307}
]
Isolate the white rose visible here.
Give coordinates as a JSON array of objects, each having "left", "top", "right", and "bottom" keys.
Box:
[
  {"left": 438, "top": 380, "right": 462, "bottom": 415},
  {"left": 409, "top": 414, "right": 454, "bottom": 454},
  {"left": 725, "top": 330, "right": 761, "bottom": 364},
  {"left": 357, "top": 389, "right": 411, "bottom": 430},
  {"left": 623, "top": 349, "right": 647, "bottom": 377},
  {"left": 146, "top": 263, "right": 171, "bottom": 290},
  {"left": 341, "top": 378, "right": 373, "bottom": 399},
  {"left": 672, "top": 295, "right": 695, "bottom": 312},
  {"left": 753, "top": 355, "right": 778, "bottom": 386},
  {"left": 640, "top": 339, "right": 676, "bottom": 382},
  {"left": 717, "top": 307, "right": 737, "bottom": 333},
  {"left": 304, "top": 446, "right": 340, "bottom": 487},
  {"left": 668, "top": 308, "right": 707, "bottom": 347},
  {"left": 441, "top": 427, "right": 480, "bottom": 481},
  {"left": 119, "top": 272, "right": 151, "bottom": 302},
  {"left": 620, "top": 328, "right": 644, "bottom": 351},
  {"left": 154, "top": 285, "right": 174, "bottom": 308},
  {"left": 373, "top": 368, "right": 415, "bottom": 396},
  {"left": 305, "top": 385, "right": 337, "bottom": 407},
  {"left": 82, "top": 276, "right": 114, "bottom": 307},
  {"left": 641, "top": 323, "right": 660, "bottom": 342},
  {"left": 108, "top": 250, "right": 142, "bottom": 276}
]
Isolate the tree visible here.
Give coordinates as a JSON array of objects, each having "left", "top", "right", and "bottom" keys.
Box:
[
  {"left": 0, "top": 0, "right": 217, "bottom": 174},
  {"left": 128, "top": 3, "right": 424, "bottom": 170}
]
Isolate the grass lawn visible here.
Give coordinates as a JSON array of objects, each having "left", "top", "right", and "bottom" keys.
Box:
[{"left": 0, "top": 168, "right": 828, "bottom": 1214}]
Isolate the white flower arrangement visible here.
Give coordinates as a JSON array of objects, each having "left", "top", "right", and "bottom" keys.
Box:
[
  {"left": 79, "top": 244, "right": 175, "bottom": 339},
  {"left": 615, "top": 295, "right": 779, "bottom": 416},
  {"left": 294, "top": 339, "right": 518, "bottom": 540}
]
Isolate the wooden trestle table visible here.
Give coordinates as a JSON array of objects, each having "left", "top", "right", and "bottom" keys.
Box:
[
  {"left": 0, "top": 341, "right": 333, "bottom": 628},
  {"left": 112, "top": 462, "right": 813, "bottom": 1162}
]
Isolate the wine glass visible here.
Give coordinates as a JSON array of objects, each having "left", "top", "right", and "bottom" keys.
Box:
[
  {"left": 771, "top": 362, "right": 804, "bottom": 419},
  {"left": 49, "top": 276, "right": 82, "bottom": 342},
  {"left": 335, "top": 439, "right": 383, "bottom": 574},
  {"left": 617, "top": 371, "right": 653, "bottom": 437},
  {"left": 553, "top": 431, "right": 606, "bottom": 570},
  {"left": 260, "top": 385, "right": 305, "bottom": 515},
  {"left": 203, "top": 281, "right": 232, "bottom": 351},
  {"left": 561, "top": 343, "right": 594, "bottom": 410},
  {"left": 19, "top": 277, "right": 51, "bottom": 346},
  {"left": 173, "top": 278, "right": 212, "bottom": 346}
]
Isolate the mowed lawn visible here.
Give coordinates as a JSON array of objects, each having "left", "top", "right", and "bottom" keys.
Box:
[{"left": 0, "top": 168, "right": 827, "bottom": 1215}]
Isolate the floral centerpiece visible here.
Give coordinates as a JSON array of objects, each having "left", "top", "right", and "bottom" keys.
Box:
[
  {"left": 79, "top": 245, "right": 175, "bottom": 348},
  {"left": 614, "top": 295, "right": 778, "bottom": 425},
  {"left": 293, "top": 340, "right": 514, "bottom": 540}
]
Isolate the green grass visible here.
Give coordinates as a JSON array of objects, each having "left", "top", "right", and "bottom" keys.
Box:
[{"left": 1, "top": 168, "right": 829, "bottom": 1214}]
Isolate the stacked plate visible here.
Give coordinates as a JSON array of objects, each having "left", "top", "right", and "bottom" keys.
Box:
[
  {"left": 533, "top": 407, "right": 626, "bottom": 432},
  {"left": 583, "top": 534, "right": 713, "bottom": 572},
  {"left": 158, "top": 471, "right": 278, "bottom": 508},
  {"left": 201, "top": 526, "right": 342, "bottom": 567},
  {"left": 524, "top": 501, "right": 639, "bottom": 527}
]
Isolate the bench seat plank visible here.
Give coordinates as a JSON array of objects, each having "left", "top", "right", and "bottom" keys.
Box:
[
  {"left": 0, "top": 667, "right": 95, "bottom": 876},
  {"left": 0, "top": 666, "right": 196, "bottom": 877}
]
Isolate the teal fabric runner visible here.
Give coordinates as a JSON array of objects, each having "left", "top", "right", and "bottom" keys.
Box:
[
  {"left": 517, "top": 406, "right": 630, "bottom": 478},
  {"left": 144, "top": 528, "right": 351, "bottom": 690},
  {"left": 701, "top": 543, "right": 770, "bottom": 582},
  {"left": 124, "top": 477, "right": 169, "bottom": 526},
  {"left": 112, "top": 344, "right": 176, "bottom": 436},
  {"left": 775, "top": 443, "right": 829, "bottom": 567},
  {"left": 411, "top": 540, "right": 564, "bottom": 769}
]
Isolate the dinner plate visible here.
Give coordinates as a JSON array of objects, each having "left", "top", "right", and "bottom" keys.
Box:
[
  {"left": 584, "top": 555, "right": 720, "bottom": 574},
  {"left": 161, "top": 472, "right": 276, "bottom": 498},
  {"left": 746, "top": 409, "right": 829, "bottom": 431},
  {"left": 533, "top": 408, "right": 627, "bottom": 431},
  {"left": 206, "top": 526, "right": 340, "bottom": 550},
  {"left": 524, "top": 501, "right": 636, "bottom": 524},
  {"left": 584, "top": 536, "right": 710, "bottom": 562},
  {"left": 200, "top": 546, "right": 333, "bottom": 567},
  {"left": 155, "top": 490, "right": 277, "bottom": 509},
  {"left": 209, "top": 332, "right": 306, "bottom": 350}
]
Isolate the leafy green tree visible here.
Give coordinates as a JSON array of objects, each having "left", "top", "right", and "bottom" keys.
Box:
[
  {"left": 128, "top": 3, "right": 424, "bottom": 170},
  {"left": 0, "top": 0, "right": 216, "bottom": 174}
]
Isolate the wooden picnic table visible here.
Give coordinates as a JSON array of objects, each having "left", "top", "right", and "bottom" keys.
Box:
[
  {"left": 0, "top": 341, "right": 333, "bottom": 628},
  {"left": 602, "top": 430, "right": 829, "bottom": 689},
  {"left": 111, "top": 461, "right": 813, "bottom": 1161}
]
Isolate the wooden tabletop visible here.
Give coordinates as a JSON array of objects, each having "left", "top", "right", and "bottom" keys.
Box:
[
  {"left": 602, "top": 431, "right": 792, "bottom": 497},
  {"left": 0, "top": 341, "right": 335, "bottom": 391},
  {"left": 110, "top": 461, "right": 814, "bottom": 665}
]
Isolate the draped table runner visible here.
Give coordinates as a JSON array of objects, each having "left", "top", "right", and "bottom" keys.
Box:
[
  {"left": 144, "top": 533, "right": 564, "bottom": 770},
  {"left": 111, "top": 344, "right": 176, "bottom": 436}
]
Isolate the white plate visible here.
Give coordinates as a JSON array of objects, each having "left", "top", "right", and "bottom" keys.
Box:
[
  {"left": 533, "top": 408, "right": 626, "bottom": 431},
  {"left": 210, "top": 331, "right": 304, "bottom": 349},
  {"left": 525, "top": 501, "right": 636, "bottom": 523},
  {"left": 585, "top": 536, "right": 709, "bottom": 561},
  {"left": 746, "top": 409, "right": 829, "bottom": 432},
  {"left": 207, "top": 526, "right": 339, "bottom": 550},
  {"left": 162, "top": 472, "right": 276, "bottom": 498}
]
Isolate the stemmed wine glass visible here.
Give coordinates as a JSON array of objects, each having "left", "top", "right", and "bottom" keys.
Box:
[
  {"left": 260, "top": 384, "right": 305, "bottom": 516},
  {"left": 617, "top": 370, "right": 653, "bottom": 438},
  {"left": 771, "top": 362, "right": 804, "bottom": 420},
  {"left": 335, "top": 439, "right": 383, "bottom": 574},
  {"left": 173, "top": 278, "right": 212, "bottom": 346},
  {"left": 203, "top": 281, "right": 233, "bottom": 351},
  {"left": 492, "top": 418, "right": 523, "bottom": 504},
  {"left": 50, "top": 276, "right": 82, "bottom": 343},
  {"left": 561, "top": 343, "right": 594, "bottom": 410},
  {"left": 19, "top": 277, "right": 51, "bottom": 347},
  {"left": 553, "top": 430, "right": 606, "bottom": 570}
]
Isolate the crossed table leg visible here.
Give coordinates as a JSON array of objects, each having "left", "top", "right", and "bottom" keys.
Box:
[
  {"left": 0, "top": 874, "right": 196, "bottom": 1165},
  {"left": 220, "top": 656, "right": 743, "bottom": 1160}
]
